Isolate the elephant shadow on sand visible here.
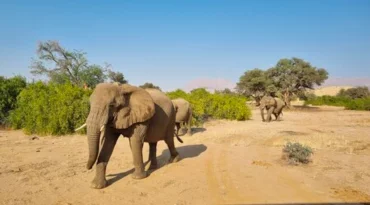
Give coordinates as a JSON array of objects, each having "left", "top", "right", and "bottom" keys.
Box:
[
  {"left": 177, "top": 127, "right": 207, "bottom": 136},
  {"left": 106, "top": 144, "right": 207, "bottom": 186}
]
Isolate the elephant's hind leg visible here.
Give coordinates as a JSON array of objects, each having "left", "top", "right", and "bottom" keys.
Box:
[
  {"left": 148, "top": 142, "right": 158, "bottom": 170},
  {"left": 186, "top": 122, "right": 192, "bottom": 136},
  {"left": 273, "top": 113, "right": 278, "bottom": 120},
  {"left": 91, "top": 131, "right": 119, "bottom": 189}
]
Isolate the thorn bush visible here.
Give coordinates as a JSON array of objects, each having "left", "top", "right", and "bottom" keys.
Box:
[{"left": 282, "top": 142, "right": 313, "bottom": 165}]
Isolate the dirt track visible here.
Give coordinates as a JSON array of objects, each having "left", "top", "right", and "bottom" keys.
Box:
[{"left": 1, "top": 107, "right": 370, "bottom": 205}]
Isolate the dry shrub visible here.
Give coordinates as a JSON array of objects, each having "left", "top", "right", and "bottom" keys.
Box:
[{"left": 282, "top": 142, "right": 313, "bottom": 165}]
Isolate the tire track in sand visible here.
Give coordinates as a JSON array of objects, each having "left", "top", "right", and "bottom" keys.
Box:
[
  {"left": 205, "top": 148, "right": 223, "bottom": 203},
  {"left": 218, "top": 147, "right": 244, "bottom": 203},
  {"left": 205, "top": 146, "right": 244, "bottom": 204}
]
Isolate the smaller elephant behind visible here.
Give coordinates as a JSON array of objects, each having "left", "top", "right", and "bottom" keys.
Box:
[
  {"left": 256, "top": 96, "right": 286, "bottom": 122},
  {"left": 172, "top": 98, "right": 192, "bottom": 136}
]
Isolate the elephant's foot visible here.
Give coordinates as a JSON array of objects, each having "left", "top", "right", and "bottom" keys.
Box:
[
  {"left": 148, "top": 159, "right": 158, "bottom": 170},
  {"left": 131, "top": 169, "right": 147, "bottom": 179},
  {"left": 148, "top": 163, "right": 158, "bottom": 170},
  {"left": 90, "top": 177, "right": 107, "bottom": 189},
  {"left": 168, "top": 154, "right": 181, "bottom": 163}
]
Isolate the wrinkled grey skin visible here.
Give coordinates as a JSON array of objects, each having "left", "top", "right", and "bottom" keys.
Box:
[
  {"left": 84, "top": 83, "right": 181, "bottom": 189},
  {"left": 172, "top": 98, "right": 192, "bottom": 136},
  {"left": 256, "top": 96, "right": 286, "bottom": 122}
]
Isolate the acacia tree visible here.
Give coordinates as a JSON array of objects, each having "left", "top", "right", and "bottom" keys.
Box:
[
  {"left": 266, "top": 58, "right": 328, "bottom": 107},
  {"left": 30, "top": 40, "right": 127, "bottom": 88},
  {"left": 236, "top": 58, "right": 328, "bottom": 107}
]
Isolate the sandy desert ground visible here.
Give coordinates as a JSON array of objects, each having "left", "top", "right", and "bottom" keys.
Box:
[{"left": 1, "top": 106, "right": 370, "bottom": 205}]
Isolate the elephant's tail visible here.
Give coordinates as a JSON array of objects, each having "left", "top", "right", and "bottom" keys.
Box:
[{"left": 174, "top": 131, "right": 184, "bottom": 143}]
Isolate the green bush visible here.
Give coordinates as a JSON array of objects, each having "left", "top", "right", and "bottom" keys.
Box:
[
  {"left": 345, "top": 98, "right": 370, "bottom": 111},
  {"left": 167, "top": 88, "right": 251, "bottom": 126},
  {"left": 9, "top": 83, "right": 250, "bottom": 135},
  {"left": 282, "top": 142, "right": 313, "bottom": 165},
  {"left": 9, "top": 82, "right": 92, "bottom": 135},
  {"left": 0, "top": 75, "right": 27, "bottom": 124},
  {"left": 305, "top": 95, "right": 370, "bottom": 111}
]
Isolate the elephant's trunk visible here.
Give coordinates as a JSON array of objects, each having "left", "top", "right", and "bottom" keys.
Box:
[
  {"left": 85, "top": 106, "right": 108, "bottom": 170},
  {"left": 86, "top": 123, "right": 101, "bottom": 170}
]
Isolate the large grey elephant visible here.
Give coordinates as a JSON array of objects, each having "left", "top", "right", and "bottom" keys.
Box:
[
  {"left": 76, "top": 83, "right": 182, "bottom": 189},
  {"left": 256, "top": 96, "right": 286, "bottom": 122},
  {"left": 172, "top": 98, "right": 192, "bottom": 136}
]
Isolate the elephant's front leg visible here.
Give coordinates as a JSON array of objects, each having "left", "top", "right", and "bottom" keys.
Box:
[
  {"left": 130, "top": 124, "right": 147, "bottom": 179},
  {"left": 260, "top": 107, "right": 266, "bottom": 122},
  {"left": 148, "top": 142, "right": 158, "bottom": 170},
  {"left": 91, "top": 132, "right": 119, "bottom": 189},
  {"left": 266, "top": 107, "right": 274, "bottom": 122}
]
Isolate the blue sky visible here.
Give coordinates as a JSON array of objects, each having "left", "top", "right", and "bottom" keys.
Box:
[{"left": 0, "top": 0, "right": 369, "bottom": 91}]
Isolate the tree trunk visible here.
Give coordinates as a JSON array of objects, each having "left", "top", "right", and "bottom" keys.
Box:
[{"left": 284, "top": 89, "right": 291, "bottom": 109}]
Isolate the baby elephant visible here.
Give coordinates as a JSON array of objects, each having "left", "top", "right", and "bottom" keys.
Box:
[
  {"left": 256, "top": 96, "right": 286, "bottom": 122},
  {"left": 172, "top": 98, "right": 192, "bottom": 136}
]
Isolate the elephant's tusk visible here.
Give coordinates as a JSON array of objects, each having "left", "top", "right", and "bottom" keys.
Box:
[
  {"left": 75, "top": 123, "right": 87, "bottom": 131},
  {"left": 100, "top": 125, "right": 105, "bottom": 132}
]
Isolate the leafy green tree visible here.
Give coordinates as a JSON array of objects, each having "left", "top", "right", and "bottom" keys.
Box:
[
  {"left": 266, "top": 58, "right": 328, "bottom": 107},
  {"left": 139, "top": 82, "right": 161, "bottom": 90},
  {"left": 236, "top": 68, "right": 274, "bottom": 102},
  {"left": 107, "top": 69, "right": 128, "bottom": 84},
  {"left": 0, "top": 75, "right": 27, "bottom": 124},
  {"left": 79, "top": 65, "right": 107, "bottom": 88}
]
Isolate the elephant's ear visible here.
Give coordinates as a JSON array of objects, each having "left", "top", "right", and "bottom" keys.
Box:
[{"left": 114, "top": 84, "right": 155, "bottom": 129}]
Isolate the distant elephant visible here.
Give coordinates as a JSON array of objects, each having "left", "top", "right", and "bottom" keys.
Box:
[
  {"left": 256, "top": 96, "right": 286, "bottom": 122},
  {"left": 75, "top": 83, "right": 182, "bottom": 189},
  {"left": 172, "top": 98, "right": 192, "bottom": 136}
]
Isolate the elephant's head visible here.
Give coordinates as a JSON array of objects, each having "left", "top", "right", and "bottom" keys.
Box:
[
  {"left": 85, "top": 83, "right": 155, "bottom": 170},
  {"left": 254, "top": 91, "right": 265, "bottom": 107}
]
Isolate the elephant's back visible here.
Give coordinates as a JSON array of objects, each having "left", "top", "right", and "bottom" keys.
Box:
[
  {"left": 261, "top": 96, "right": 275, "bottom": 108},
  {"left": 145, "top": 89, "right": 175, "bottom": 142},
  {"left": 273, "top": 97, "right": 285, "bottom": 113},
  {"left": 172, "top": 98, "right": 190, "bottom": 122}
]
